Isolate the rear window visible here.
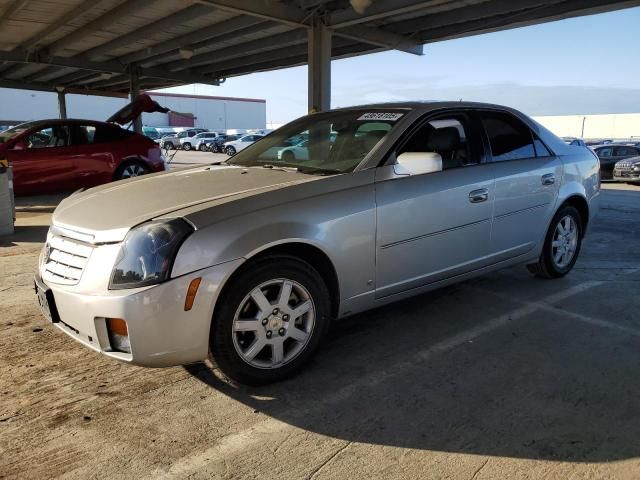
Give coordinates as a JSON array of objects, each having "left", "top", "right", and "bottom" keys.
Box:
[{"left": 94, "top": 126, "right": 132, "bottom": 143}]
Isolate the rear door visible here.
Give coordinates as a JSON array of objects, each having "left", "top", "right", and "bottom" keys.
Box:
[
  {"left": 478, "top": 110, "right": 562, "bottom": 260},
  {"left": 375, "top": 110, "right": 495, "bottom": 298},
  {"left": 70, "top": 123, "right": 118, "bottom": 187},
  {"left": 595, "top": 146, "right": 615, "bottom": 179},
  {"left": 7, "top": 124, "right": 76, "bottom": 194}
]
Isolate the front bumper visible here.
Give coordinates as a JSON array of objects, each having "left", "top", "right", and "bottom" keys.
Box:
[
  {"left": 39, "top": 259, "right": 243, "bottom": 367},
  {"left": 613, "top": 170, "right": 640, "bottom": 182}
]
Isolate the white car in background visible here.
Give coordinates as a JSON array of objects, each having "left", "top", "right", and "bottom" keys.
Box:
[
  {"left": 277, "top": 139, "right": 309, "bottom": 162},
  {"left": 224, "top": 134, "right": 264, "bottom": 156}
]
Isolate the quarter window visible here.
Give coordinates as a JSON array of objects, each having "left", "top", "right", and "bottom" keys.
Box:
[
  {"left": 596, "top": 147, "right": 613, "bottom": 158},
  {"left": 74, "top": 125, "right": 96, "bottom": 145},
  {"left": 481, "top": 111, "right": 535, "bottom": 162},
  {"left": 533, "top": 136, "right": 552, "bottom": 157},
  {"left": 614, "top": 146, "right": 639, "bottom": 156}
]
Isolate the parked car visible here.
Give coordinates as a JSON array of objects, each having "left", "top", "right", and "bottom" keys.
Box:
[
  {"left": 191, "top": 132, "right": 222, "bottom": 151},
  {"left": 206, "top": 134, "right": 239, "bottom": 153},
  {"left": 34, "top": 102, "right": 599, "bottom": 385},
  {"left": 1, "top": 94, "right": 168, "bottom": 195},
  {"left": 180, "top": 130, "right": 213, "bottom": 151},
  {"left": 277, "top": 139, "right": 310, "bottom": 162},
  {"left": 223, "top": 134, "right": 264, "bottom": 156},
  {"left": 160, "top": 128, "right": 207, "bottom": 150},
  {"left": 613, "top": 156, "right": 640, "bottom": 183},
  {"left": 562, "top": 137, "right": 586, "bottom": 147},
  {"left": 592, "top": 144, "right": 640, "bottom": 180}
]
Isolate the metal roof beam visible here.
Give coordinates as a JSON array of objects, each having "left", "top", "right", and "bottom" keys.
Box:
[
  {"left": 0, "top": 50, "right": 220, "bottom": 86},
  {"left": 20, "top": 0, "right": 113, "bottom": 50},
  {"left": 0, "top": 0, "right": 31, "bottom": 29},
  {"left": 163, "top": 29, "right": 309, "bottom": 71},
  {"left": 0, "top": 78, "right": 129, "bottom": 98},
  {"left": 83, "top": 4, "right": 215, "bottom": 61},
  {"left": 193, "top": 0, "right": 423, "bottom": 55},
  {"left": 116, "top": 16, "right": 268, "bottom": 66},
  {"left": 328, "top": 0, "right": 477, "bottom": 28},
  {"left": 46, "top": 0, "right": 159, "bottom": 56}
]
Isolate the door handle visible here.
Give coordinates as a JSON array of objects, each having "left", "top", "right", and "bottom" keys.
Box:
[
  {"left": 469, "top": 188, "right": 489, "bottom": 203},
  {"left": 541, "top": 173, "right": 555, "bottom": 185}
]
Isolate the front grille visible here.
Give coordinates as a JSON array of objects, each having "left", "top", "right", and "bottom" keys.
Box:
[{"left": 43, "top": 234, "right": 93, "bottom": 285}]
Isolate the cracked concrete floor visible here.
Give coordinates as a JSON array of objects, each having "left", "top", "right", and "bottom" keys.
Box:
[{"left": 1, "top": 183, "right": 640, "bottom": 479}]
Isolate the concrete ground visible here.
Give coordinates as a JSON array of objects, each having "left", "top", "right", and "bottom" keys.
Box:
[{"left": 1, "top": 167, "right": 639, "bottom": 479}]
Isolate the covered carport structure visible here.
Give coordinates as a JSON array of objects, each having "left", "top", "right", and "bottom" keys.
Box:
[{"left": 0, "top": 0, "right": 638, "bottom": 132}]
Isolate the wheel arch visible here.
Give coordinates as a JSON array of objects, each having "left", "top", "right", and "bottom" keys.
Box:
[
  {"left": 214, "top": 240, "right": 341, "bottom": 321},
  {"left": 558, "top": 194, "right": 590, "bottom": 237}
]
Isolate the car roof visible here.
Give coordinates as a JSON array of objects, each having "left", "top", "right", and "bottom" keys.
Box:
[
  {"left": 17, "top": 118, "right": 112, "bottom": 128},
  {"left": 329, "top": 100, "right": 524, "bottom": 114}
]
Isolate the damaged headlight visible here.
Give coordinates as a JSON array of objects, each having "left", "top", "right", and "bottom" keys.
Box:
[{"left": 109, "top": 219, "right": 193, "bottom": 290}]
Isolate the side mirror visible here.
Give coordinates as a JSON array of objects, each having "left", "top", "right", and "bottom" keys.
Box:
[{"left": 395, "top": 152, "right": 443, "bottom": 175}]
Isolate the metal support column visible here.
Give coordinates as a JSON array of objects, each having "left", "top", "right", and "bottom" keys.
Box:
[
  {"left": 307, "top": 15, "right": 331, "bottom": 113},
  {"left": 56, "top": 88, "right": 67, "bottom": 119},
  {"left": 129, "top": 65, "right": 142, "bottom": 133}
]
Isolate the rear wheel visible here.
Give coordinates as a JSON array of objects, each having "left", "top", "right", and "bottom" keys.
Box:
[
  {"left": 211, "top": 144, "right": 220, "bottom": 153},
  {"left": 225, "top": 146, "right": 236, "bottom": 156},
  {"left": 210, "top": 256, "right": 331, "bottom": 385},
  {"left": 116, "top": 161, "right": 149, "bottom": 180},
  {"left": 527, "top": 205, "right": 582, "bottom": 279},
  {"left": 183, "top": 142, "right": 192, "bottom": 151},
  {"left": 198, "top": 144, "right": 206, "bottom": 151},
  {"left": 163, "top": 141, "right": 174, "bottom": 150}
]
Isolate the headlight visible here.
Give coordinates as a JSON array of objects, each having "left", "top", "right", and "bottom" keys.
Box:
[{"left": 109, "top": 219, "right": 193, "bottom": 290}]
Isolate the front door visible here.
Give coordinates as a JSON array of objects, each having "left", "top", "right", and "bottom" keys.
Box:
[
  {"left": 478, "top": 110, "right": 562, "bottom": 259},
  {"left": 375, "top": 111, "right": 494, "bottom": 299},
  {"left": 8, "top": 124, "right": 76, "bottom": 195}
]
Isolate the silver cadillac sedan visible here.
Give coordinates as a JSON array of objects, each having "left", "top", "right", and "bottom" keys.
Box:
[{"left": 35, "top": 102, "right": 600, "bottom": 385}]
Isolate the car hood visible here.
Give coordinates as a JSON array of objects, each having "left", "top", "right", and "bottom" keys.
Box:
[
  {"left": 106, "top": 94, "right": 169, "bottom": 125},
  {"left": 52, "top": 165, "right": 318, "bottom": 243}
]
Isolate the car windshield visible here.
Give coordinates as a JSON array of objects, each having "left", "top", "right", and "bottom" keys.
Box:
[{"left": 229, "top": 110, "right": 406, "bottom": 174}]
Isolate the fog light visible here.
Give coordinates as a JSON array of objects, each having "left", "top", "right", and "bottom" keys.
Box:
[{"left": 106, "top": 318, "right": 131, "bottom": 353}]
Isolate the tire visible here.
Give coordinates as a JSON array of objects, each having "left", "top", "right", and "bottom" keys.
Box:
[
  {"left": 164, "top": 141, "right": 174, "bottom": 150},
  {"left": 527, "top": 205, "right": 583, "bottom": 279},
  {"left": 225, "top": 146, "right": 236, "bottom": 156},
  {"left": 183, "top": 142, "right": 192, "bottom": 151},
  {"left": 281, "top": 151, "right": 295, "bottom": 163},
  {"left": 198, "top": 144, "right": 206, "bottom": 152},
  {"left": 115, "top": 161, "right": 150, "bottom": 180},
  {"left": 210, "top": 256, "right": 332, "bottom": 385},
  {"left": 211, "top": 144, "right": 219, "bottom": 153}
]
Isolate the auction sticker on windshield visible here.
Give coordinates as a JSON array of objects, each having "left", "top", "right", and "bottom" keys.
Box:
[{"left": 357, "top": 112, "right": 404, "bottom": 121}]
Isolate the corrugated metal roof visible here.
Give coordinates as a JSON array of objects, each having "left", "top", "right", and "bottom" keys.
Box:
[{"left": 0, "top": 0, "right": 637, "bottom": 95}]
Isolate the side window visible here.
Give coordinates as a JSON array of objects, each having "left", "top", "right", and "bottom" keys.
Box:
[
  {"left": 614, "top": 146, "right": 638, "bottom": 156},
  {"left": 597, "top": 147, "right": 612, "bottom": 158},
  {"left": 25, "top": 126, "right": 71, "bottom": 148},
  {"left": 481, "top": 111, "right": 535, "bottom": 162},
  {"left": 73, "top": 125, "right": 96, "bottom": 145},
  {"left": 93, "top": 125, "right": 129, "bottom": 143},
  {"left": 398, "top": 114, "right": 476, "bottom": 170}
]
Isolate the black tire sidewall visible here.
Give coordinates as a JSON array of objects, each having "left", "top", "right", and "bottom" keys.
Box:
[
  {"left": 210, "top": 256, "right": 331, "bottom": 385},
  {"left": 541, "top": 205, "right": 583, "bottom": 277}
]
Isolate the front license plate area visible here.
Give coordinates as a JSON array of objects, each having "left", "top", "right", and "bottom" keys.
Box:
[{"left": 34, "top": 277, "right": 60, "bottom": 323}]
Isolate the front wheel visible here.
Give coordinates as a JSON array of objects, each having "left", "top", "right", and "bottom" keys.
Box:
[
  {"left": 527, "top": 205, "right": 583, "bottom": 279},
  {"left": 198, "top": 144, "right": 206, "bottom": 151},
  {"left": 210, "top": 256, "right": 331, "bottom": 385},
  {"left": 183, "top": 142, "right": 192, "bottom": 151},
  {"left": 225, "top": 146, "right": 236, "bottom": 156}
]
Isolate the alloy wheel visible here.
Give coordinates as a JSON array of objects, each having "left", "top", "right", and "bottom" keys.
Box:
[
  {"left": 120, "top": 164, "right": 147, "bottom": 178},
  {"left": 232, "top": 278, "right": 316, "bottom": 369},
  {"left": 551, "top": 215, "right": 578, "bottom": 269}
]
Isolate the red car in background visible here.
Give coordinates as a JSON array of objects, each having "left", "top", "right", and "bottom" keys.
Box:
[{"left": 0, "top": 94, "right": 169, "bottom": 196}]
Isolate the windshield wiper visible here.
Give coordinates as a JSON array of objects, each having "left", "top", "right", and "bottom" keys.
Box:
[{"left": 259, "top": 164, "right": 299, "bottom": 173}]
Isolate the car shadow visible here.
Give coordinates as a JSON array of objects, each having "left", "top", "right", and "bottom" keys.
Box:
[
  {"left": 0, "top": 225, "right": 50, "bottom": 246},
  {"left": 184, "top": 275, "right": 640, "bottom": 463}
]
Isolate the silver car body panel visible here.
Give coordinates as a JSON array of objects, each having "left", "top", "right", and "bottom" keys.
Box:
[{"left": 43, "top": 101, "right": 600, "bottom": 366}]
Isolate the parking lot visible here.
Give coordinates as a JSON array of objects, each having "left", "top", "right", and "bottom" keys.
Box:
[{"left": 1, "top": 173, "right": 639, "bottom": 479}]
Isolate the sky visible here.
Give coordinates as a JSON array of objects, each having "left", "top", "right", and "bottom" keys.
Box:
[{"left": 158, "top": 6, "right": 640, "bottom": 125}]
